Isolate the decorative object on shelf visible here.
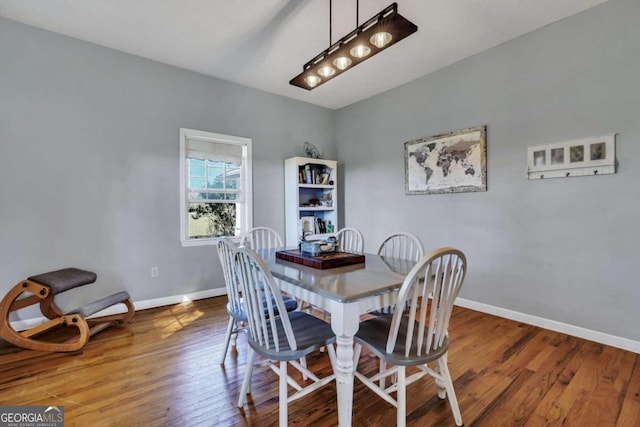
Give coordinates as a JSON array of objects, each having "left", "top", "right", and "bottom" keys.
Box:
[
  {"left": 303, "top": 141, "right": 322, "bottom": 159},
  {"left": 527, "top": 134, "right": 616, "bottom": 180},
  {"left": 325, "top": 221, "right": 334, "bottom": 234},
  {"left": 290, "top": 2, "right": 418, "bottom": 90},
  {"left": 320, "top": 193, "right": 332, "bottom": 207},
  {"left": 405, "top": 126, "right": 487, "bottom": 195}
]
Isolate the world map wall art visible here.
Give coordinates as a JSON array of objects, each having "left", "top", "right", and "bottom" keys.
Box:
[{"left": 404, "top": 125, "right": 487, "bottom": 195}]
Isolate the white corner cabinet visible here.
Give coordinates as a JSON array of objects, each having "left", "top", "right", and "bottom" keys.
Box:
[{"left": 284, "top": 157, "right": 338, "bottom": 247}]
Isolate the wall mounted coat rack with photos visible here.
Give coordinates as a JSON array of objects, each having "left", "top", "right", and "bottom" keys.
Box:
[{"left": 527, "top": 133, "right": 616, "bottom": 180}]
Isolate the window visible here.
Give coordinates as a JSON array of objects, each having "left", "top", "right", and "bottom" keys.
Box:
[{"left": 179, "top": 128, "right": 252, "bottom": 246}]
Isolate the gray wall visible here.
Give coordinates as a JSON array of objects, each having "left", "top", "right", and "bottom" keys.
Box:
[
  {"left": 336, "top": 0, "right": 640, "bottom": 341},
  {"left": 2, "top": 0, "right": 638, "bottom": 344},
  {"left": 0, "top": 17, "right": 335, "bottom": 315}
]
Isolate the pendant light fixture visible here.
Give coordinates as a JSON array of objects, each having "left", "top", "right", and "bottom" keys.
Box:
[{"left": 290, "top": 1, "right": 418, "bottom": 90}]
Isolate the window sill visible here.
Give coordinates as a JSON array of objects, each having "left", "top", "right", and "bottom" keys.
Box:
[{"left": 180, "top": 236, "right": 241, "bottom": 247}]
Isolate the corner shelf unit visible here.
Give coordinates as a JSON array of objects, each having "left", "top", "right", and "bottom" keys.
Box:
[{"left": 284, "top": 157, "right": 338, "bottom": 247}]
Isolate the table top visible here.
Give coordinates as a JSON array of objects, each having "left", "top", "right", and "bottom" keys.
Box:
[{"left": 260, "top": 249, "right": 415, "bottom": 303}]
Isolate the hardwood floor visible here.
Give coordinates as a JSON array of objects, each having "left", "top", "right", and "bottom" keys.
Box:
[{"left": 0, "top": 296, "right": 638, "bottom": 426}]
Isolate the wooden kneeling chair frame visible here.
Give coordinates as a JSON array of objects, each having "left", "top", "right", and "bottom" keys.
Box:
[{"left": 0, "top": 269, "right": 134, "bottom": 352}]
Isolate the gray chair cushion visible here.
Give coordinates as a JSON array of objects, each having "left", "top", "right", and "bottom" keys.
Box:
[
  {"left": 28, "top": 268, "right": 97, "bottom": 295},
  {"left": 228, "top": 295, "right": 298, "bottom": 323},
  {"left": 67, "top": 291, "right": 130, "bottom": 318},
  {"left": 248, "top": 311, "right": 335, "bottom": 361},
  {"left": 355, "top": 314, "right": 449, "bottom": 366}
]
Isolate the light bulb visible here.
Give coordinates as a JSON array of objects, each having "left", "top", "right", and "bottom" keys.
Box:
[
  {"left": 350, "top": 44, "right": 371, "bottom": 58},
  {"left": 333, "top": 56, "right": 352, "bottom": 70},
  {"left": 370, "top": 32, "right": 392, "bottom": 48},
  {"left": 317, "top": 65, "right": 336, "bottom": 78},
  {"left": 304, "top": 75, "right": 321, "bottom": 87}
]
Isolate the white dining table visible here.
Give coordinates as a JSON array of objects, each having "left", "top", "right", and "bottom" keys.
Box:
[{"left": 262, "top": 250, "right": 415, "bottom": 427}]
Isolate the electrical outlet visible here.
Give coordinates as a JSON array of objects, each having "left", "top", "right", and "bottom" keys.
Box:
[{"left": 151, "top": 267, "right": 159, "bottom": 278}]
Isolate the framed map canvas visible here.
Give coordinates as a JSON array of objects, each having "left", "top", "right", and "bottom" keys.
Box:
[{"left": 405, "top": 126, "right": 487, "bottom": 195}]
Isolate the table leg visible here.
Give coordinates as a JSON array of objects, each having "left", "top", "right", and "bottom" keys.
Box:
[{"left": 331, "top": 302, "right": 360, "bottom": 427}]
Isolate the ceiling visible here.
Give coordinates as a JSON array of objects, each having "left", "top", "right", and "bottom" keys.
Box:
[{"left": 0, "top": 0, "right": 607, "bottom": 110}]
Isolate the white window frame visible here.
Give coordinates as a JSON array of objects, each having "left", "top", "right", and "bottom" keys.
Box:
[{"left": 179, "top": 128, "right": 253, "bottom": 247}]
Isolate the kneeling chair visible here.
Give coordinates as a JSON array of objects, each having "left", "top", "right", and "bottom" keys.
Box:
[{"left": 0, "top": 268, "right": 134, "bottom": 352}]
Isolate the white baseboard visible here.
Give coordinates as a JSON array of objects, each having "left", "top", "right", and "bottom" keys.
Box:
[
  {"left": 456, "top": 297, "right": 640, "bottom": 354},
  {"left": 9, "top": 287, "right": 227, "bottom": 332},
  {"left": 132, "top": 288, "right": 227, "bottom": 311},
  {"left": 9, "top": 291, "right": 638, "bottom": 355}
]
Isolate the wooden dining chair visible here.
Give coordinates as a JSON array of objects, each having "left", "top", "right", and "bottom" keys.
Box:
[
  {"left": 235, "top": 247, "right": 337, "bottom": 427},
  {"left": 335, "top": 227, "right": 364, "bottom": 253},
  {"left": 240, "top": 226, "right": 284, "bottom": 251},
  {"left": 353, "top": 247, "right": 467, "bottom": 427},
  {"left": 216, "top": 238, "right": 297, "bottom": 365}
]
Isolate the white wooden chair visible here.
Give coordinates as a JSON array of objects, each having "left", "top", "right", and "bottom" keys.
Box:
[
  {"left": 335, "top": 227, "right": 364, "bottom": 253},
  {"left": 235, "top": 247, "right": 337, "bottom": 427},
  {"left": 353, "top": 247, "right": 467, "bottom": 427},
  {"left": 216, "top": 238, "right": 297, "bottom": 365},
  {"left": 374, "top": 232, "right": 424, "bottom": 317},
  {"left": 377, "top": 232, "right": 423, "bottom": 262},
  {"left": 240, "top": 226, "right": 284, "bottom": 251},
  {"left": 309, "top": 227, "right": 363, "bottom": 324},
  {"left": 241, "top": 226, "right": 312, "bottom": 322},
  {"left": 374, "top": 232, "right": 425, "bottom": 385}
]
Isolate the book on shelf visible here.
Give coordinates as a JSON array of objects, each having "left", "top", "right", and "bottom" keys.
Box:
[
  {"left": 299, "top": 215, "right": 330, "bottom": 237},
  {"left": 304, "top": 165, "right": 312, "bottom": 184},
  {"left": 300, "top": 216, "right": 315, "bottom": 239},
  {"left": 299, "top": 164, "right": 333, "bottom": 185}
]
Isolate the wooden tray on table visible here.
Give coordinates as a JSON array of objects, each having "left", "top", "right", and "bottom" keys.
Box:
[{"left": 275, "top": 250, "right": 365, "bottom": 270}]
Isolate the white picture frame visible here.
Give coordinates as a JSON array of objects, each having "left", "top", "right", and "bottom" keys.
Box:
[{"left": 527, "top": 133, "right": 616, "bottom": 180}]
